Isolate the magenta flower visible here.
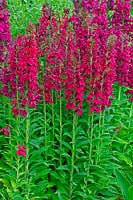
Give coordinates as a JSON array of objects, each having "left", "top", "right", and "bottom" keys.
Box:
[
  {"left": 0, "top": 125, "right": 10, "bottom": 136},
  {"left": 16, "top": 145, "right": 26, "bottom": 157},
  {"left": 5, "top": 23, "right": 40, "bottom": 116},
  {"left": 0, "top": 0, "right": 11, "bottom": 63}
]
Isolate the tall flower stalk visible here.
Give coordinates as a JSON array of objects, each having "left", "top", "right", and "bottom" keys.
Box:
[
  {"left": 36, "top": 4, "right": 51, "bottom": 159},
  {"left": 6, "top": 23, "right": 39, "bottom": 116}
]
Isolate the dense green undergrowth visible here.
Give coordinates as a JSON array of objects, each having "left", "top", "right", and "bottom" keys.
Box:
[
  {"left": 6, "top": 0, "right": 73, "bottom": 37},
  {"left": 0, "top": 83, "right": 133, "bottom": 199}
]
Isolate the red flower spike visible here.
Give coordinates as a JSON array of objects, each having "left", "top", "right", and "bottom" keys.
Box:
[
  {"left": 0, "top": 125, "right": 10, "bottom": 136},
  {"left": 5, "top": 23, "right": 40, "bottom": 116},
  {"left": 16, "top": 145, "right": 26, "bottom": 157},
  {"left": 0, "top": 0, "right": 11, "bottom": 63},
  {"left": 1, "top": 1, "right": 131, "bottom": 116}
]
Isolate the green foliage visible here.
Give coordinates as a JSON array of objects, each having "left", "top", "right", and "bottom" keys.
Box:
[
  {"left": 115, "top": 170, "right": 133, "bottom": 200},
  {"left": 46, "top": 0, "right": 74, "bottom": 16},
  {"left": 1, "top": 85, "right": 132, "bottom": 199},
  {"left": 7, "top": 0, "right": 73, "bottom": 37},
  {"left": 7, "top": 0, "right": 45, "bottom": 37}
]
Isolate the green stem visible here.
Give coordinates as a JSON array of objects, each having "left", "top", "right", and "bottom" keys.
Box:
[
  {"left": 96, "top": 111, "right": 103, "bottom": 164},
  {"left": 43, "top": 98, "right": 47, "bottom": 159},
  {"left": 0, "top": 192, "right": 7, "bottom": 200},
  {"left": 59, "top": 90, "right": 63, "bottom": 165},
  {"left": 2, "top": 95, "right": 6, "bottom": 126},
  {"left": 16, "top": 101, "right": 20, "bottom": 189},
  {"left": 89, "top": 112, "right": 94, "bottom": 165},
  {"left": 102, "top": 110, "right": 105, "bottom": 136},
  {"left": 25, "top": 110, "right": 30, "bottom": 199},
  {"left": 16, "top": 156, "right": 20, "bottom": 186},
  {"left": 52, "top": 90, "right": 55, "bottom": 149},
  {"left": 8, "top": 98, "right": 13, "bottom": 167},
  {"left": 85, "top": 112, "right": 94, "bottom": 189},
  {"left": 128, "top": 102, "right": 133, "bottom": 131},
  {"left": 118, "top": 85, "right": 121, "bottom": 102},
  {"left": 69, "top": 112, "right": 77, "bottom": 199}
]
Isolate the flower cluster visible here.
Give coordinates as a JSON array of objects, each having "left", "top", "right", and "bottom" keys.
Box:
[
  {"left": 107, "top": 0, "right": 114, "bottom": 10},
  {"left": 84, "top": 1, "right": 114, "bottom": 112},
  {"left": 16, "top": 145, "right": 26, "bottom": 156},
  {"left": 8, "top": 23, "right": 39, "bottom": 116},
  {"left": 0, "top": 0, "right": 11, "bottom": 63},
  {"left": 126, "top": 42, "right": 133, "bottom": 102},
  {"left": 1, "top": 0, "right": 133, "bottom": 116},
  {"left": 111, "top": 0, "right": 133, "bottom": 101},
  {"left": 36, "top": 4, "right": 51, "bottom": 56},
  {"left": 111, "top": 0, "right": 132, "bottom": 34},
  {"left": 35, "top": 1, "right": 133, "bottom": 114},
  {"left": 0, "top": 125, "right": 10, "bottom": 136},
  {"left": 37, "top": 6, "right": 70, "bottom": 104}
]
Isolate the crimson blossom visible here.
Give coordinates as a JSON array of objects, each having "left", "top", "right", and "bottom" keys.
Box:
[
  {"left": 85, "top": 1, "right": 117, "bottom": 112},
  {"left": 16, "top": 145, "right": 26, "bottom": 157},
  {"left": 0, "top": 0, "right": 11, "bottom": 96},
  {"left": 126, "top": 42, "right": 133, "bottom": 102},
  {"left": 111, "top": 0, "right": 132, "bottom": 35},
  {"left": 36, "top": 4, "right": 56, "bottom": 104},
  {"left": 36, "top": 3, "right": 51, "bottom": 57},
  {"left": 0, "top": 0, "right": 11, "bottom": 63},
  {"left": 37, "top": 5, "right": 70, "bottom": 104},
  {"left": 111, "top": 0, "right": 133, "bottom": 100},
  {"left": 36, "top": 1, "right": 132, "bottom": 114},
  {"left": 64, "top": 6, "right": 91, "bottom": 116},
  {"left": 0, "top": 125, "right": 10, "bottom": 136},
  {"left": 8, "top": 23, "right": 40, "bottom": 116}
]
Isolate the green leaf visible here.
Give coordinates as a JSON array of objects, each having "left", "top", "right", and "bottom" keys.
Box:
[
  {"left": 61, "top": 141, "right": 71, "bottom": 150},
  {"left": 128, "top": 186, "right": 133, "bottom": 200},
  {"left": 0, "top": 178, "right": 11, "bottom": 189},
  {"left": 75, "top": 139, "right": 89, "bottom": 148},
  {"left": 120, "top": 155, "right": 132, "bottom": 167},
  {"left": 115, "top": 169, "right": 130, "bottom": 200},
  {"left": 57, "top": 165, "right": 69, "bottom": 171}
]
